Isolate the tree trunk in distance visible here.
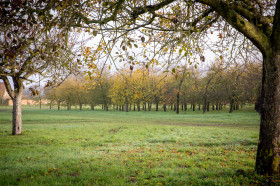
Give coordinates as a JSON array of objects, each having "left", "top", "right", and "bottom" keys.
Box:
[
  {"left": 125, "top": 97, "right": 129, "bottom": 112},
  {"left": 163, "top": 104, "right": 166, "bottom": 112},
  {"left": 229, "top": 98, "right": 234, "bottom": 113},
  {"left": 67, "top": 103, "right": 71, "bottom": 110},
  {"left": 176, "top": 91, "right": 180, "bottom": 114},
  {"left": 12, "top": 85, "right": 23, "bottom": 135},
  {"left": 156, "top": 102, "right": 159, "bottom": 111},
  {"left": 203, "top": 96, "right": 207, "bottom": 113}
]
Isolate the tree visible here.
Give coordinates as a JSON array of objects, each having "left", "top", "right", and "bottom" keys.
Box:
[
  {"left": 74, "top": 0, "right": 280, "bottom": 176},
  {"left": 241, "top": 62, "right": 262, "bottom": 106},
  {"left": 0, "top": 1, "right": 80, "bottom": 135}
]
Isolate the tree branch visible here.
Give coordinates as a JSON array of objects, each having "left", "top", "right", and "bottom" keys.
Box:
[
  {"left": 75, "top": 0, "right": 126, "bottom": 25},
  {"left": 271, "top": 0, "right": 280, "bottom": 50},
  {"left": 196, "top": 0, "right": 271, "bottom": 56}
]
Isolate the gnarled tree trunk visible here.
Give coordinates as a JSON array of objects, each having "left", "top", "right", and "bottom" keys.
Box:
[{"left": 256, "top": 50, "right": 280, "bottom": 175}]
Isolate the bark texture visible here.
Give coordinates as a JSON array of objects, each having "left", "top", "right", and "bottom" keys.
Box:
[{"left": 256, "top": 51, "right": 280, "bottom": 175}]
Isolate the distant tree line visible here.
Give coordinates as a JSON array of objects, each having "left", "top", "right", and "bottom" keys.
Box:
[{"left": 44, "top": 61, "right": 261, "bottom": 113}]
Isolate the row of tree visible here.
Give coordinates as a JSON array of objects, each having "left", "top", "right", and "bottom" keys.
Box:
[{"left": 44, "top": 60, "right": 261, "bottom": 114}]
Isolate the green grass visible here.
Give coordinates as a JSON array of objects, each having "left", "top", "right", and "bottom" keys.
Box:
[{"left": 0, "top": 106, "right": 275, "bottom": 185}]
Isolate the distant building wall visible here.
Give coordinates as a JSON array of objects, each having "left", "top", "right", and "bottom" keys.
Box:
[
  {"left": 8, "top": 99, "right": 38, "bottom": 106},
  {"left": 0, "top": 82, "right": 10, "bottom": 106}
]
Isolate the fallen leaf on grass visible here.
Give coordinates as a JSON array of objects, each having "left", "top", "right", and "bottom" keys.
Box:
[{"left": 70, "top": 172, "right": 79, "bottom": 177}]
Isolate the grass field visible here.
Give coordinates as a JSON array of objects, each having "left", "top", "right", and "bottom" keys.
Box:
[{"left": 0, "top": 106, "right": 274, "bottom": 185}]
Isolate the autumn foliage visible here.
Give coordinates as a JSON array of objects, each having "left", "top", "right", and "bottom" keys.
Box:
[{"left": 45, "top": 61, "right": 261, "bottom": 113}]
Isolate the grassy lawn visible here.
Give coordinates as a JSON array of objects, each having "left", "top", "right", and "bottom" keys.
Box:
[{"left": 0, "top": 106, "right": 273, "bottom": 185}]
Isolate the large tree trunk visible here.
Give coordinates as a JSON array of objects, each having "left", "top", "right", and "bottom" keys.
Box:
[{"left": 255, "top": 50, "right": 280, "bottom": 176}]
